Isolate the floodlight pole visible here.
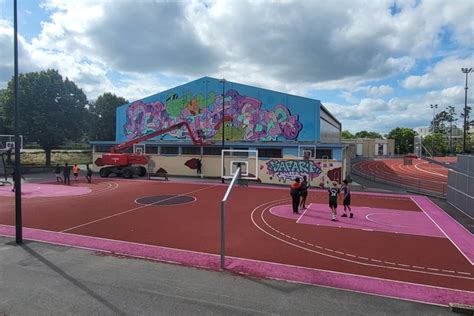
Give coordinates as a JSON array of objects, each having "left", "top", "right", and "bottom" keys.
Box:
[
  {"left": 461, "top": 68, "right": 472, "bottom": 154},
  {"left": 13, "top": 0, "right": 22, "bottom": 244},
  {"left": 430, "top": 104, "right": 437, "bottom": 155},
  {"left": 220, "top": 79, "right": 226, "bottom": 184}
]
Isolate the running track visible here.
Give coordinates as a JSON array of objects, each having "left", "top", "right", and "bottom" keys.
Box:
[
  {"left": 0, "top": 178, "right": 472, "bottom": 306},
  {"left": 353, "top": 158, "right": 451, "bottom": 195}
]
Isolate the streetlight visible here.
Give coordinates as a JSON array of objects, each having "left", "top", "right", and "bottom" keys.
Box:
[
  {"left": 430, "top": 104, "right": 437, "bottom": 155},
  {"left": 219, "top": 78, "right": 226, "bottom": 183},
  {"left": 461, "top": 68, "right": 472, "bottom": 154}
]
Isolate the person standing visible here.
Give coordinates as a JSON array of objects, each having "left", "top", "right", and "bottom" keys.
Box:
[
  {"left": 341, "top": 179, "right": 353, "bottom": 218},
  {"left": 63, "top": 163, "right": 71, "bottom": 185},
  {"left": 196, "top": 158, "right": 202, "bottom": 175},
  {"left": 86, "top": 164, "right": 93, "bottom": 183},
  {"left": 54, "top": 164, "right": 63, "bottom": 183},
  {"left": 72, "top": 163, "right": 80, "bottom": 181},
  {"left": 290, "top": 177, "right": 301, "bottom": 214},
  {"left": 11, "top": 168, "right": 25, "bottom": 192},
  {"left": 299, "top": 175, "right": 310, "bottom": 210},
  {"left": 328, "top": 181, "right": 340, "bottom": 221}
]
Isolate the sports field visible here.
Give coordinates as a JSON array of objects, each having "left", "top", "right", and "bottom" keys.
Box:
[{"left": 0, "top": 177, "right": 472, "bottom": 306}]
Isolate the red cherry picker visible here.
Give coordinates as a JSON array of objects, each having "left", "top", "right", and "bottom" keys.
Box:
[{"left": 94, "top": 122, "right": 206, "bottom": 178}]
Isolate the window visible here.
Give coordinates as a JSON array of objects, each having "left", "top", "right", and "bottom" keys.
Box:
[
  {"left": 94, "top": 145, "right": 113, "bottom": 153},
  {"left": 145, "top": 145, "right": 159, "bottom": 154},
  {"left": 181, "top": 147, "right": 201, "bottom": 155},
  {"left": 316, "top": 149, "right": 333, "bottom": 159},
  {"left": 230, "top": 147, "right": 249, "bottom": 157},
  {"left": 258, "top": 148, "right": 282, "bottom": 158},
  {"left": 203, "top": 147, "right": 223, "bottom": 155},
  {"left": 161, "top": 146, "right": 179, "bottom": 155}
]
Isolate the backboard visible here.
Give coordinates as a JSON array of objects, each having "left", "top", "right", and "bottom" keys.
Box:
[{"left": 221, "top": 149, "right": 258, "bottom": 180}]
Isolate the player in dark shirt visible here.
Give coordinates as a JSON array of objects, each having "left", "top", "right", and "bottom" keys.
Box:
[
  {"left": 341, "top": 179, "right": 353, "bottom": 218},
  {"left": 328, "top": 181, "right": 340, "bottom": 221},
  {"left": 290, "top": 178, "right": 301, "bottom": 214}
]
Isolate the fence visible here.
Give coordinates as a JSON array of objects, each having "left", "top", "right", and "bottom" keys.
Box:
[
  {"left": 352, "top": 165, "right": 448, "bottom": 198},
  {"left": 447, "top": 155, "right": 474, "bottom": 218}
]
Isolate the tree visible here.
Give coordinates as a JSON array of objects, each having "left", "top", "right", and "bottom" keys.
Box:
[
  {"left": 460, "top": 106, "right": 472, "bottom": 153},
  {"left": 354, "top": 130, "right": 383, "bottom": 139},
  {"left": 2, "top": 69, "right": 89, "bottom": 165},
  {"left": 0, "top": 89, "right": 8, "bottom": 134},
  {"left": 387, "top": 127, "right": 416, "bottom": 155},
  {"left": 88, "top": 93, "right": 128, "bottom": 141},
  {"left": 341, "top": 130, "right": 355, "bottom": 139},
  {"left": 445, "top": 106, "right": 456, "bottom": 153},
  {"left": 422, "top": 133, "right": 448, "bottom": 156},
  {"left": 431, "top": 111, "right": 450, "bottom": 134}
]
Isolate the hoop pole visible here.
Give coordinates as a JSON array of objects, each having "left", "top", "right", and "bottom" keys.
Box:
[{"left": 220, "top": 167, "right": 240, "bottom": 270}]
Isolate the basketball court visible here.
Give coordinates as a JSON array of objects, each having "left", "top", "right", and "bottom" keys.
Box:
[{"left": 0, "top": 160, "right": 472, "bottom": 307}]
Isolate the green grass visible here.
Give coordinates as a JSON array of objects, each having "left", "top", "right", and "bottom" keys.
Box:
[{"left": 18, "top": 150, "right": 93, "bottom": 166}]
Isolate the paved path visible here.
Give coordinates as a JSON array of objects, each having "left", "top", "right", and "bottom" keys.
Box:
[{"left": 0, "top": 236, "right": 452, "bottom": 315}]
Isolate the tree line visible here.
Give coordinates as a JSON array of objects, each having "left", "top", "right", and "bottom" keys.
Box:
[
  {"left": 342, "top": 103, "right": 472, "bottom": 156},
  {"left": 1, "top": 69, "right": 471, "bottom": 165},
  {"left": 0, "top": 69, "right": 127, "bottom": 165}
]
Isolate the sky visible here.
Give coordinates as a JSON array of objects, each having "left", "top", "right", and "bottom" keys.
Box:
[{"left": 0, "top": 0, "right": 472, "bottom": 135}]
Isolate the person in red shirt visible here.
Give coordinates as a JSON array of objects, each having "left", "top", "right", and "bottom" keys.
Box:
[{"left": 290, "top": 177, "right": 302, "bottom": 214}]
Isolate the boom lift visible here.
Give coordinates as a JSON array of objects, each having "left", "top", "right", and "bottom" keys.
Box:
[{"left": 95, "top": 121, "right": 206, "bottom": 178}]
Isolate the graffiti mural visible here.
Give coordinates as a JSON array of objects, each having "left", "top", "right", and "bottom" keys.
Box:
[
  {"left": 123, "top": 89, "right": 302, "bottom": 141},
  {"left": 266, "top": 159, "right": 322, "bottom": 182}
]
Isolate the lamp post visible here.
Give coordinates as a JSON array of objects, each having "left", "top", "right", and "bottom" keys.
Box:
[
  {"left": 219, "top": 78, "right": 226, "bottom": 183},
  {"left": 461, "top": 68, "right": 472, "bottom": 154},
  {"left": 430, "top": 104, "right": 437, "bottom": 155}
]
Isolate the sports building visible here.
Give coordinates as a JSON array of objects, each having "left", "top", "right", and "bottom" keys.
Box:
[{"left": 91, "top": 77, "right": 348, "bottom": 186}]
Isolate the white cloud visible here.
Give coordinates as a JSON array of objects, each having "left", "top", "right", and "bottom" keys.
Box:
[
  {"left": 401, "top": 55, "right": 474, "bottom": 89},
  {"left": 0, "top": 0, "right": 472, "bottom": 134}
]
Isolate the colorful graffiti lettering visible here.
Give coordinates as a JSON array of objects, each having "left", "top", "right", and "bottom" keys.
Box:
[
  {"left": 123, "top": 89, "right": 303, "bottom": 141},
  {"left": 266, "top": 159, "right": 322, "bottom": 182}
]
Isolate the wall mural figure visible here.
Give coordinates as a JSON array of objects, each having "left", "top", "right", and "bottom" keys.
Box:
[{"left": 123, "top": 89, "right": 303, "bottom": 141}]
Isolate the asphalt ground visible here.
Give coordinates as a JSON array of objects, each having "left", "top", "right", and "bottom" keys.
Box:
[{"left": 0, "top": 236, "right": 453, "bottom": 316}]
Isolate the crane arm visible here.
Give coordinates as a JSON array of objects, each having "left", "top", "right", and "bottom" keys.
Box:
[{"left": 111, "top": 122, "right": 203, "bottom": 153}]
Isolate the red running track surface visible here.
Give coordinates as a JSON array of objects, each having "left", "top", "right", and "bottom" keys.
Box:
[
  {"left": 0, "top": 178, "right": 472, "bottom": 306},
  {"left": 353, "top": 158, "right": 450, "bottom": 195}
]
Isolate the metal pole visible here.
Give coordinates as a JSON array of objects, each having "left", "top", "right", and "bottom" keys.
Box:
[
  {"left": 220, "top": 79, "right": 225, "bottom": 184},
  {"left": 220, "top": 200, "right": 225, "bottom": 270},
  {"left": 461, "top": 68, "right": 472, "bottom": 154},
  {"left": 13, "top": 0, "right": 22, "bottom": 244}
]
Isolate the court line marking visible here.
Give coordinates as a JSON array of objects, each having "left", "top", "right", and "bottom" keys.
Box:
[
  {"left": 410, "top": 196, "right": 473, "bottom": 266},
  {"left": 251, "top": 199, "right": 472, "bottom": 279},
  {"left": 134, "top": 195, "right": 197, "bottom": 206},
  {"left": 60, "top": 184, "right": 218, "bottom": 233},
  {"left": 1, "top": 222, "right": 471, "bottom": 307},
  {"left": 296, "top": 203, "right": 311, "bottom": 223},
  {"left": 413, "top": 162, "right": 447, "bottom": 178},
  {"left": 0, "top": 181, "right": 119, "bottom": 207},
  {"left": 365, "top": 213, "right": 410, "bottom": 228}
]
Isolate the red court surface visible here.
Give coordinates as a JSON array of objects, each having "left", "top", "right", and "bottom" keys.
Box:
[
  {"left": 353, "top": 158, "right": 450, "bottom": 195},
  {"left": 0, "top": 178, "right": 472, "bottom": 306}
]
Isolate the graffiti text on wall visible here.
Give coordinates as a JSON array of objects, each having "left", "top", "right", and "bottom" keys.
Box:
[
  {"left": 123, "top": 89, "right": 302, "bottom": 141},
  {"left": 266, "top": 159, "right": 322, "bottom": 182}
]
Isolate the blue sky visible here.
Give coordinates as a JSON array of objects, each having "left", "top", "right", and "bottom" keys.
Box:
[{"left": 0, "top": 0, "right": 472, "bottom": 134}]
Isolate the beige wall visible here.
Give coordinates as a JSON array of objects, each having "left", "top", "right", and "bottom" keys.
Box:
[
  {"left": 92, "top": 152, "right": 343, "bottom": 187},
  {"left": 341, "top": 138, "right": 395, "bottom": 158}
]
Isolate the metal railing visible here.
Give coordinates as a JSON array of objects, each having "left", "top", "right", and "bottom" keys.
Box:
[{"left": 352, "top": 167, "right": 447, "bottom": 198}]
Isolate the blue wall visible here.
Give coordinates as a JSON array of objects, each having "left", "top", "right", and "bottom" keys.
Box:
[{"left": 116, "top": 77, "right": 321, "bottom": 143}]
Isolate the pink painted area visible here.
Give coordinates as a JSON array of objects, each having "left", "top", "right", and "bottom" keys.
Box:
[
  {"left": 0, "top": 224, "right": 471, "bottom": 306},
  {"left": 0, "top": 183, "right": 91, "bottom": 198},
  {"left": 271, "top": 204, "right": 444, "bottom": 238},
  {"left": 412, "top": 196, "right": 474, "bottom": 265}
]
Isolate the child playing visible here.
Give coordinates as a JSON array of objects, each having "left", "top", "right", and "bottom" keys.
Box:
[
  {"left": 290, "top": 177, "right": 301, "bottom": 214},
  {"left": 341, "top": 179, "right": 353, "bottom": 218},
  {"left": 328, "top": 181, "right": 340, "bottom": 221},
  {"left": 299, "top": 175, "right": 310, "bottom": 210}
]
